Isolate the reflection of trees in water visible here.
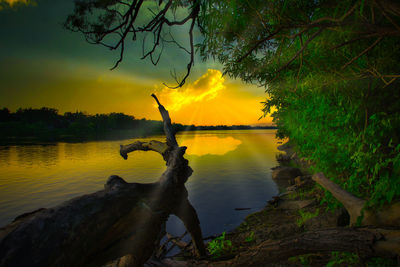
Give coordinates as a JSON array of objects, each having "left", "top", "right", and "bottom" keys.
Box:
[
  {"left": 14, "top": 144, "right": 59, "bottom": 167},
  {"left": 0, "top": 146, "right": 12, "bottom": 166},
  {"left": 0, "top": 95, "right": 205, "bottom": 267}
]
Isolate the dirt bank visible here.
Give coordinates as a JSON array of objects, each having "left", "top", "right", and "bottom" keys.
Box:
[{"left": 156, "top": 143, "right": 398, "bottom": 267}]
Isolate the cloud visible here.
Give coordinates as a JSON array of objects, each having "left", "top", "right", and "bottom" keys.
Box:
[{"left": 157, "top": 69, "right": 225, "bottom": 111}]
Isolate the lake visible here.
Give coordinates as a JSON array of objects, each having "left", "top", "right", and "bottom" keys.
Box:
[{"left": 0, "top": 129, "right": 280, "bottom": 238}]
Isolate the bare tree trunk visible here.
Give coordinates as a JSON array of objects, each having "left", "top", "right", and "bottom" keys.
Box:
[
  {"left": 0, "top": 95, "right": 205, "bottom": 267},
  {"left": 312, "top": 172, "right": 400, "bottom": 227},
  {"left": 229, "top": 227, "right": 400, "bottom": 265},
  {"left": 312, "top": 172, "right": 366, "bottom": 225}
]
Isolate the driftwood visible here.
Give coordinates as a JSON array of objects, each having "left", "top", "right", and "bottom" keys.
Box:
[
  {"left": 0, "top": 94, "right": 205, "bottom": 267},
  {"left": 229, "top": 227, "right": 400, "bottom": 265},
  {"left": 312, "top": 172, "right": 400, "bottom": 227}
]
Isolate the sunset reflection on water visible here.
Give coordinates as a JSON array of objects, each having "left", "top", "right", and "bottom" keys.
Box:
[
  {"left": 181, "top": 135, "right": 242, "bottom": 156},
  {"left": 0, "top": 130, "right": 280, "bottom": 237}
]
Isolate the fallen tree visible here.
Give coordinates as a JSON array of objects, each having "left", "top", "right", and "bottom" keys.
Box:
[
  {"left": 218, "top": 227, "right": 400, "bottom": 266},
  {"left": 312, "top": 172, "right": 400, "bottom": 227},
  {"left": 0, "top": 94, "right": 206, "bottom": 267}
]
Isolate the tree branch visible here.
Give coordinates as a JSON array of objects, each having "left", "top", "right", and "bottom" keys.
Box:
[
  {"left": 274, "top": 28, "right": 323, "bottom": 74},
  {"left": 341, "top": 36, "right": 384, "bottom": 69},
  {"left": 151, "top": 94, "right": 178, "bottom": 147},
  {"left": 66, "top": 0, "right": 201, "bottom": 88},
  {"left": 120, "top": 141, "right": 168, "bottom": 160}
]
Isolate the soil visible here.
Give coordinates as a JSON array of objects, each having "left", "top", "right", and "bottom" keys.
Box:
[{"left": 150, "top": 143, "right": 398, "bottom": 267}]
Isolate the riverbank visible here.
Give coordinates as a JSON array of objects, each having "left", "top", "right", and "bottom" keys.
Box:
[
  {"left": 0, "top": 127, "right": 277, "bottom": 145},
  {"left": 158, "top": 142, "right": 397, "bottom": 266},
  {"left": 0, "top": 107, "right": 276, "bottom": 144}
]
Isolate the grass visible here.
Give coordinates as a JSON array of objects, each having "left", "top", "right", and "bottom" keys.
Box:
[
  {"left": 326, "top": 251, "right": 359, "bottom": 267},
  {"left": 245, "top": 231, "right": 255, "bottom": 243},
  {"left": 207, "top": 232, "right": 233, "bottom": 258}
]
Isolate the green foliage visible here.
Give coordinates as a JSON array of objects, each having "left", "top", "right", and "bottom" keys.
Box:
[
  {"left": 326, "top": 251, "right": 359, "bottom": 267},
  {"left": 296, "top": 209, "right": 319, "bottom": 227},
  {"left": 0, "top": 107, "right": 164, "bottom": 141},
  {"left": 289, "top": 186, "right": 316, "bottom": 200},
  {"left": 289, "top": 254, "right": 314, "bottom": 266},
  {"left": 0, "top": 107, "right": 276, "bottom": 142},
  {"left": 207, "top": 232, "right": 233, "bottom": 258},
  {"left": 245, "top": 231, "right": 255, "bottom": 243},
  {"left": 366, "top": 257, "right": 397, "bottom": 267},
  {"left": 318, "top": 186, "right": 343, "bottom": 211},
  {"left": 271, "top": 82, "right": 400, "bottom": 208},
  {"left": 198, "top": 0, "right": 400, "bottom": 210},
  {"left": 64, "top": 0, "right": 400, "bottom": 210}
]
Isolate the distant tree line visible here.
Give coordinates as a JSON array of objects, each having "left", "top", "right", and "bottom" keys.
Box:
[
  {"left": 0, "top": 107, "right": 164, "bottom": 142},
  {"left": 0, "top": 107, "right": 275, "bottom": 142}
]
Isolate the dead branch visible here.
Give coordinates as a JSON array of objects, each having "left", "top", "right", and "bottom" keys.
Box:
[
  {"left": 341, "top": 36, "right": 383, "bottom": 69},
  {"left": 312, "top": 172, "right": 400, "bottom": 227},
  {"left": 120, "top": 140, "right": 168, "bottom": 159},
  {"left": 312, "top": 172, "right": 366, "bottom": 225},
  {"left": 230, "top": 227, "right": 400, "bottom": 265},
  {"left": 0, "top": 95, "right": 206, "bottom": 267},
  {"left": 274, "top": 28, "right": 324, "bottom": 75},
  {"left": 66, "top": 0, "right": 201, "bottom": 88}
]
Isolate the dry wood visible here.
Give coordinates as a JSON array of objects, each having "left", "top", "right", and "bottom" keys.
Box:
[
  {"left": 312, "top": 172, "right": 400, "bottom": 227},
  {"left": 312, "top": 172, "right": 366, "bottom": 225},
  {"left": 0, "top": 95, "right": 205, "bottom": 267},
  {"left": 230, "top": 227, "right": 400, "bottom": 265}
]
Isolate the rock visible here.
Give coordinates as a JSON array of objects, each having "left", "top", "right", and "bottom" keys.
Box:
[
  {"left": 272, "top": 166, "right": 302, "bottom": 182},
  {"left": 272, "top": 166, "right": 302, "bottom": 189},
  {"left": 294, "top": 176, "right": 303, "bottom": 186},
  {"left": 293, "top": 176, "right": 313, "bottom": 187},
  {"left": 267, "top": 196, "right": 280, "bottom": 206},
  {"left": 277, "top": 142, "right": 292, "bottom": 152},
  {"left": 276, "top": 153, "right": 291, "bottom": 162}
]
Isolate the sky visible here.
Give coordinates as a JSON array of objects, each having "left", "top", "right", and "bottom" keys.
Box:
[{"left": 0, "top": 0, "right": 273, "bottom": 126}]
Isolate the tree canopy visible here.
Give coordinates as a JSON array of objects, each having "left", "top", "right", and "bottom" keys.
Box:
[
  {"left": 66, "top": 0, "right": 400, "bottom": 208},
  {"left": 65, "top": 0, "right": 201, "bottom": 88}
]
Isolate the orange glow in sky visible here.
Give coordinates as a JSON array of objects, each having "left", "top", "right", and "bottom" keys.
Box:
[
  {"left": 0, "top": 1, "right": 273, "bottom": 127},
  {"left": 147, "top": 69, "right": 272, "bottom": 126}
]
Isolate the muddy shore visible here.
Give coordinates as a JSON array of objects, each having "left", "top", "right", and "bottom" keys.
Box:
[{"left": 155, "top": 143, "right": 397, "bottom": 267}]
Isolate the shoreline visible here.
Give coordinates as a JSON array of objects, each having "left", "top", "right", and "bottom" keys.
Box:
[
  {"left": 160, "top": 142, "right": 396, "bottom": 266},
  {"left": 0, "top": 128, "right": 277, "bottom": 145}
]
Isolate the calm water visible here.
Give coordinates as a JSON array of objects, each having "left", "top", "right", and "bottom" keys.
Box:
[{"left": 0, "top": 129, "right": 280, "bottom": 238}]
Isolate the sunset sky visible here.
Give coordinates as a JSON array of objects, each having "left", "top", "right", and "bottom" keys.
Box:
[{"left": 0, "top": 0, "right": 273, "bottom": 126}]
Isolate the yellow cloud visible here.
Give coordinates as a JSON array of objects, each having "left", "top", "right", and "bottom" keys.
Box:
[{"left": 158, "top": 69, "right": 225, "bottom": 111}]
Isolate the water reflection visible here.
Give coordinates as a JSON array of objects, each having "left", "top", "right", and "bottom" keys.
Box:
[
  {"left": 14, "top": 144, "right": 60, "bottom": 168},
  {"left": 0, "top": 130, "right": 280, "bottom": 237},
  {"left": 180, "top": 135, "right": 242, "bottom": 156}
]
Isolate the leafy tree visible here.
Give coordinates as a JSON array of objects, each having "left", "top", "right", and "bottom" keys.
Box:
[
  {"left": 66, "top": 0, "right": 400, "bottom": 207},
  {"left": 0, "top": 108, "right": 11, "bottom": 122},
  {"left": 199, "top": 0, "right": 400, "bottom": 207},
  {"left": 65, "top": 0, "right": 201, "bottom": 88}
]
